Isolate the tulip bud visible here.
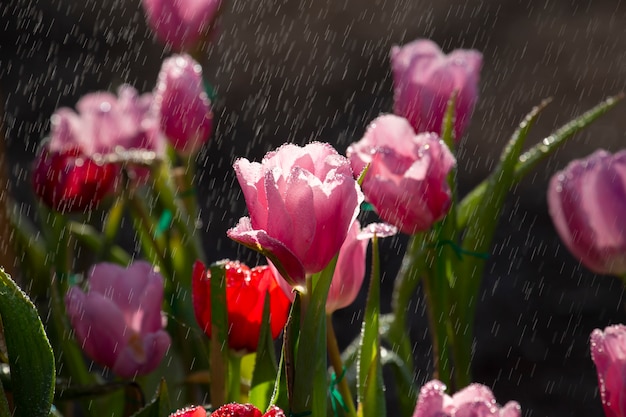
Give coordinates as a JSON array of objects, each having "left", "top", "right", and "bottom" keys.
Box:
[
  {"left": 347, "top": 114, "right": 455, "bottom": 234},
  {"left": 32, "top": 145, "right": 117, "bottom": 213},
  {"left": 391, "top": 39, "right": 482, "bottom": 140},
  {"left": 412, "top": 380, "right": 521, "bottom": 417},
  {"left": 590, "top": 325, "right": 626, "bottom": 417},
  {"left": 154, "top": 54, "right": 214, "bottom": 155},
  {"left": 227, "top": 142, "right": 363, "bottom": 288},
  {"left": 141, "top": 0, "right": 221, "bottom": 50},
  {"left": 192, "top": 261, "right": 291, "bottom": 353},
  {"left": 548, "top": 150, "right": 626, "bottom": 276},
  {"left": 65, "top": 261, "right": 171, "bottom": 378}
]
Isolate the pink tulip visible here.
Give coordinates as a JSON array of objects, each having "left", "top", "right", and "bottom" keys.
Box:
[
  {"left": 142, "top": 0, "right": 221, "bottom": 50},
  {"left": 154, "top": 54, "right": 213, "bottom": 155},
  {"left": 271, "top": 220, "right": 398, "bottom": 312},
  {"left": 548, "top": 150, "right": 626, "bottom": 276},
  {"left": 227, "top": 142, "right": 363, "bottom": 289},
  {"left": 413, "top": 380, "right": 521, "bottom": 417},
  {"left": 347, "top": 114, "right": 455, "bottom": 234},
  {"left": 590, "top": 325, "right": 626, "bottom": 417},
  {"left": 49, "top": 85, "right": 164, "bottom": 158},
  {"left": 391, "top": 39, "right": 482, "bottom": 140},
  {"left": 326, "top": 221, "right": 397, "bottom": 313},
  {"left": 65, "top": 261, "right": 171, "bottom": 378}
]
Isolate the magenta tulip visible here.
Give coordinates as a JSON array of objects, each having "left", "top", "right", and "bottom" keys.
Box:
[
  {"left": 413, "top": 380, "right": 521, "bottom": 417},
  {"left": 347, "top": 114, "right": 455, "bottom": 234},
  {"left": 548, "top": 150, "right": 626, "bottom": 276},
  {"left": 391, "top": 39, "right": 482, "bottom": 140},
  {"left": 49, "top": 85, "right": 164, "bottom": 159},
  {"left": 590, "top": 325, "right": 626, "bottom": 417},
  {"left": 154, "top": 54, "right": 213, "bottom": 155},
  {"left": 227, "top": 142, "right": 363, "bottom": 289},
  {"left": 65, "top": 261, "right": 171, "bottom": 378},
  {"left": 142, "top": 0, "right": 221, "bottom": 50}
]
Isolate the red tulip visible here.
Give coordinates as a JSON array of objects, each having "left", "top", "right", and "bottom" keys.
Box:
[
  {"left": 32, "top": 145, "right": 118, "bottom": 213},
  {"left": 192, "top": 260, "right": 291, "bottom": 353},
  {"left": 210, "top": 403, "right": 286, "bottom": 417},
  {"left": 170, "top": 406, "right": 207, "bottom": 417}
]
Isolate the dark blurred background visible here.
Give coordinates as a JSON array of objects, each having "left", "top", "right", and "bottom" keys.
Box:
[{"left": 2, "top": 0, "right": 626, "bottom": 415}]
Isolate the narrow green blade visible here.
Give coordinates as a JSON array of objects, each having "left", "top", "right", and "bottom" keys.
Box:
[{"left": 357, "top": 237, "right": 385, "bottom": 417}]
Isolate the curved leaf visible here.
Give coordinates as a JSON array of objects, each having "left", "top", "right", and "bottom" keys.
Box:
[{"left": 0, "top": 268, "right": 55, "bottom": 417}]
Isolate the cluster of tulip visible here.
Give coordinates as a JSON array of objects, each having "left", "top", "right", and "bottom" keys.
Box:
[{"left": 1, "top": 0, "right": 626, "bottom": 417}]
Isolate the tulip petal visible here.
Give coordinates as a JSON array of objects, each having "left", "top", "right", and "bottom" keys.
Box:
[
  {"left": 65, "top": 288, "right": 129, "bottom": 369},
  {"left": 228, "top": 217, "right": 306, "bottom": 285}
]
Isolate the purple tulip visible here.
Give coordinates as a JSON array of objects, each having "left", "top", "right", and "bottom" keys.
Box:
[
  {"left": 141, "top": 0, "right": 221, "bottom": 50},
  {"left": 65, "top": 261, "right": 171, "bottom": 378},
  {"left": 347, "top": 114, "right": 455, "bottom": 234},
  {"left": 413, "top": 380, "right": 521, "bottom": 417},
  {"left": 49, "top": 85, "right": 163, "bottom": 158},
  {"left": 548, "top": 150, "right": 626, "bottom": 275},
  {"left": 227, "top": 142, "right": 363, "bottom": 289},
  {"left": 154, "top": 54, "right": 213, "bottom": 155},
  {"left": 391, "top": 39, "right": 482, "bottom": 140},
  {"left": 590, "top": 325, "right": 626, "bottom": 417}
]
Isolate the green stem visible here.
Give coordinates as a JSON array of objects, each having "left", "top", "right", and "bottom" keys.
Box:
[
  {"left": 227, "top": 353, "right": 242, "bottom": 403},
  {"left": 151, "top": 161, "right": 205, "bottom": 264},
  {"left": 127, "top": 191, "right": 171, "bottom": 278},
  {"left": 421, "top": 267, "right": 451, "bottom": 388},
  {"left": 326, "top": 315, "right": 357, "bottom": 417},
  {"left": 98, "top": 194, "right": 126, "bottom": 263},
  {"left": 388, "top": 233, "right": 426, "bottom": 369},
  {"left": 46, "top": 214, "right": 99, "bottom": 417}
]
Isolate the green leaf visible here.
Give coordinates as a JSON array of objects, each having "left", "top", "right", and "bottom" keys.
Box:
[
  {"left": 0, "top": 269, "right": 55, "bottom": 417},
  {"left": 130, "top": 379, "right": 171, "bottom": 417},
  {"left": 209, "top": 261, "right": 230, "bottom": 408},
  {"left": 357, "top": 237, "right": 385, "bottom": 417},
  {"left": 249, "top": 293, "right": 278, "bottom": 410},
  {"left": 441, "top": 92, "right": 457, "bottom": 152},
  {"left": 458, "top": 94, "right": 623, "bottom": 229},
  {"left": 292, "top": 257, "right": 337, "bottom": 417},
  {"left": 0, "top": 382, "right": 10, "bottom": 417},
  {"left": 275, "top": 294, "right": 300, "bottom": 412},
  {"left": 448, "top": 99, "right": 552, "bottom": 387},
  {"left": 68, "top": 222, "right": 131, "bottom": 266},
  {"left": 460, "top": 98, "right": 551, "bottom": 259},
  {"left": 6, "top": 200, "right": 50, "bottom": 295},
  {"left": 100, "top": 196, "right": 127, "bottom": 261}
]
